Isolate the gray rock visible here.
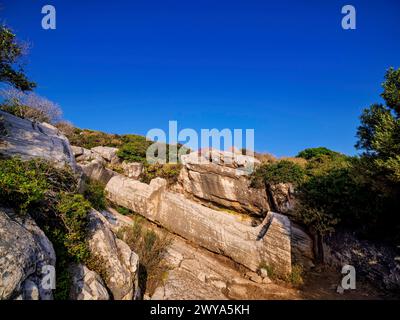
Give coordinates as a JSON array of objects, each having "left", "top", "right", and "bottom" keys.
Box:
[
  {"left": 87, "top": 209, "right": 139, "bottom": 300},
  {"left": 268, "top": 183, "right": 294, "bottom": 214},
  {"left": 121, "top": 161, "right": 143, "bottom": 180},
  {"left": 0, "top": 110, "right": 76, "bottom": 171},
  {"left": 0, "top": 208, "right": 55, "bottom": 300},
  {"left": 91, "top": 146, "right": 120, "bottom": 164},
  {"left": 179, "top": 150, "right": 269, "bottom": 216},
  {"left": 78, "top": 159, "right": 118, "bottom": 185},
  {"left": 105, "top": 175, "right": 292, "bottom": 275},
  {"left": 291, "top": 223, "right": 315, "bottom": 268},
  {"left": 69, "top": 264, "right": 109, "bottom": 300},
  {"left": 22, "top": 279, "right": 40, "bottom": 300}
]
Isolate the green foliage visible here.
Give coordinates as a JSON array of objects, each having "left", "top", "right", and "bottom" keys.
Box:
[
  {"left": 115, "top": 206, "right": 132, "bottom": 216},
  {"left": 296, "top": 147, "right": 339, "bottom": 160},
  {"left": 290, "top": 68, "right": 400, "bottom": 244},
  {"left": 251, "top": 160, "right": 305, "bottom": 188},
  {"left": 0, "top": 25, "right": 36, "bottom": 91},
  {"left": 0, "top": 157, "right": 76, "bottom": 213},
  {"left": 66, "top": 128, "right": 123, "bottom": 149},
  {"left": 83, "top": 179, "right": 107, "bottom": 211},
  {"left": 141, "top": 163, "right": 182, "bottom": 185},
  {"left": 381, "top": 67, "right": 400, "bottom": 116},
  {"left": 56, "top": 193, "right": 91, "bottom": 263},
  {"left": 0, "top": 157, "right": 95, "bottom": 298},
  {"left": 294, "top": 155, "right": 376, "bottom": 236},
  {"left": 64, "top": 127, "right": 187, "bottom": 165},
  {"left": 45, "top": 227, "right": 72, "bottom": 300},
  {"left": 351, "top": 67, "right": 400, "bottom": 241},
  {"left": 117, "top": 135, "right": 152, "bottom": 163}
]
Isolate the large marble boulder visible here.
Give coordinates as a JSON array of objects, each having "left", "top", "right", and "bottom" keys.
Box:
[
  {"left": 0, "top": 110, "right": 76, "bottom": 171},
  {"left": 87, "top": 209, "right": 139, "bottom": 300},
  {"left": 0, "top": 208, "right": 56, "bottom": 300},
  {"left": 105, "top": 175, "right": 292, "bottom": 275},
  {"left": 179, "top": 150, "right": 270, "bottom": 216}
]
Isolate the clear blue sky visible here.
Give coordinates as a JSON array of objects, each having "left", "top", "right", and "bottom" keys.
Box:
[{"left": 1, "top": 0, "right": 399, "bottom": 156}]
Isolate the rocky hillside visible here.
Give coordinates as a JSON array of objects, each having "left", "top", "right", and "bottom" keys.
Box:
[{"left": 0, "top": 109, "right": 398, "bottom": 300}]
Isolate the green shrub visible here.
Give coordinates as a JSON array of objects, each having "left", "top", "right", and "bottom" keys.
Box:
[
  {"left": 115, "top": 206, "right": 132, "bottom": 216},
  {"left": 296, "top": 147, "right": 339, "bottom": 160},
  {"left": 45, "top": 227, "right": 72, "bottom": 300},
  {"left": 83, "top": 179, "right": 107, "bottom": 211},
  {"left": 66, "top": 129, "right": 123, "bottom": 150},
  {"left": 251, "top": 160, "right": 305, "bottom": 188},
  {"left": 56, "top": 193, "right": 91, "bottom": 263},
  {"left": 141, "top": 163, "right": 182, "bottom": 185},
  {"left": 117, "top": 134, "right": 153, "bottom": 163},
  {"left": 0, "top": 157, "right": 76, "bottom": 213}
]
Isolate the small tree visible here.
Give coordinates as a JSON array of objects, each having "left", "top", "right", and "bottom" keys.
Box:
[
  {"left": 0, "top": 25, "right": 36, "bottom": 91},
  {"left": 356, "top": 67, "right": 400, "bottom": 185}
]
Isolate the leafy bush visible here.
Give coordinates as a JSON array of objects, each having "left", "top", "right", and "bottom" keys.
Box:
[
  {"left": 296, "top": 147, "right": 339, "bottom": 160},
  {"left": 56, "top": 193, "right": 91, "bottom": 263},
  {"left": 83, "top": 179, "right": 107, "bottom": 211},
  {"left": 251, "top": 160, "right": 305, "bottom": 188},
  {"left": 141, "top": 163, "right": 182, "bottom": 185},
  {"left": 117, "top": 135, "right": 152, "bottom": 163},
  {"left": 115, "top": 206, "right": 132, "bottom": 216},
  {"left": 66, "top": 129, "right": 123, "bottom": 150},
  {"left": 0, "top": 157, "right": 76, "bottom": 213},
  {"left": 45, "top": 227, "right": 72, "bottom": 300}
]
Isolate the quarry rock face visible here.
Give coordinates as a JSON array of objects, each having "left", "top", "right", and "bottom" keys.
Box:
[
  {"left": 105, "top": 175, "right": 292, "bottom": 275},
  {"left": 87, "top": 209, "right": 139, "bottom": 300},
  {"left": 0, "top": 208, "right": 56, "bottom": 300},
  {"left": 69, "top": 264, "right": 110, "bottom": 300},
  {"left": 0, "top": 110, "right": 76, "bottom": 171},
  {"left": 179, "top": 150, "right": 270, "bottom": 216}
]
